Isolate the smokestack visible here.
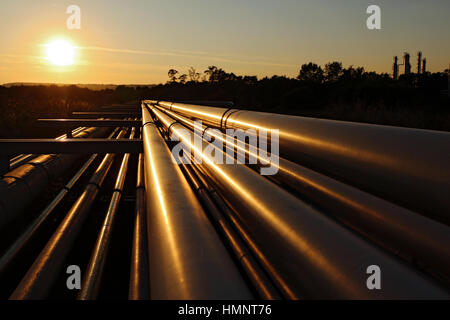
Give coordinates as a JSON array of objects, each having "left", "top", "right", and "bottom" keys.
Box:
[
  {"left": 393, "top": 56, "right": 399, "bottom": 80},
  {"left": 417, "top": 52, "right": 422, "bottom": 74},
  {"left": 404, "top": 52, "right": 411, "bottom": 75},
  {"left": 422, "top": 58, "right": 427, "bottom": 74}
]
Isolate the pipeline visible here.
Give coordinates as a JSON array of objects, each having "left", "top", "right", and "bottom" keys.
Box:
[
  {"left": 178, "top": 159, "right": 281, "bottom": 299},
  {"left": 150, "top": 100, "right": 450, "bottom": 225},
  {"left": 78, "top": 127, "right": 136, "bottom": 300},
  {"left": 128, "top": 152, "right": 150, "bottom": 300},
  {"left": 151, "top": 104, "right": 450, "bottom": 284},
  {"left": 9, "top": 128, "right": 128, "bottom": 300},
  {"left": 141, "top": 105, "right": 252, "bottom": 299},
  {"left": 0, "top": 127, "right": 120, "bottom": 292},
  {"left": 0, "top": 126, "right": 110, "bottom": 230},
  {"left": 147, "top": 103, "right": 449, "bottom": 299}
]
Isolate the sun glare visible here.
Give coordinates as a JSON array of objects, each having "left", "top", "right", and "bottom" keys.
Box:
[{"left": 45, "top": 39, "right": 75, "bottom": 66}]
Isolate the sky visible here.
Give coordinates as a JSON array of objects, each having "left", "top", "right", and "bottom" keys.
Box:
[{"left": 0, "top": 0, "right": 449, "bottom": 84}]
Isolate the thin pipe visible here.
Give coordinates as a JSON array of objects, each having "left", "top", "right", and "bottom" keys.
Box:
[
  {"left": 129, "top": 153, "right": 150, "bottom": 300},
  {"left": 78, "top": 128, "right": 136, "bottom": 300}
]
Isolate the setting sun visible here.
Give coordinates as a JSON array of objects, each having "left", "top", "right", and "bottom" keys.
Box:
[{"left": 45, "top": 39, "right": 75, "bottom": 66}]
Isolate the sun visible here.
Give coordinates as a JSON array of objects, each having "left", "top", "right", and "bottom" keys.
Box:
[{"left": 45, "top": 39, "right": 75, "bottom": 66}]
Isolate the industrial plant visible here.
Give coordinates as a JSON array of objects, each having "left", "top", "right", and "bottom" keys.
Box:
[{"left": 393, "top": 51, "right": 427, "bottom": 79}]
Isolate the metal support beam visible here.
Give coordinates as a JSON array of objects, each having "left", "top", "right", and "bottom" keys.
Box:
[
  {"left": 0, "top": 139, "right": 143, "bottom": 155},
  {"left": 72, "top": 112, "right": 141, "bottom": 118},
  {"left": 37, "top": 119, "right": 141, "bottom": 128}
]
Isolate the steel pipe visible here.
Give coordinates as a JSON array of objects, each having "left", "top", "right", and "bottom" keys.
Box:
[
  {"left": 178, "top": 160, "right": 281, "bottom": 300},
  {"left": 129, "top": 153, "right": 150, "bottom": 300},
  {"left": 141, "top": 105, "right": 252, "bottom": 299},
  {"left": 148, "top": 104, "right": 449, "bottom": 299},
  {"left": 151, "top": 101, "right": 450, "bottom": 224},
  {"left": 152, "top": 105, "right": 450, "bottom": 283}
]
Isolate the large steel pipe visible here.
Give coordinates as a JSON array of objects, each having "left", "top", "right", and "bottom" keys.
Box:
[
  {"left": 141, "top": 105, "right": 252, "bottom": 300},
  {"left": 152, "top": 101, "right": 450, "bottom": 224},
  {"left": 148, "top": 104, "right": 449, "bottom": 299},
  {"left": 10, "top": 129, "right": 127, "bottom": 300},
  {"left": 152, "top": 105, "right": 450, "bottom": 283}
]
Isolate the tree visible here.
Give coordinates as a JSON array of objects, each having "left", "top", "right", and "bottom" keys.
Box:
[
  {"left": 324, "top": 61, "right": 343, "bottom": 82},
  {"left": 188, "top": 67, "right": 201, "bottom": 82},
  {"left": 178, "top": 74, "right": 187, "bottom": 84},
  {"left": 341, "top": 66, "right": 365, "bottom": 81},
  {"left": 297, "top": 63, "right": 324, "bottom": 83},
  {"left": 168, "top": 69, "right": 179, "bottom": 83},
  {"left": 204, "top": 66, "right": 218, "bottom": 83}
]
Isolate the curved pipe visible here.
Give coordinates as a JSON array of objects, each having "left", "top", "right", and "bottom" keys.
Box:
[
  {"left": 152, "top": 104, "right": 450, "bottom": 284},
  {"left": 141, "top": 105, "right": 252, "bottom": 299},
  {"left": 152, "top": 101, "right": 450, "bottom": 224},
  {"left": 149, "top": 104, "right": 449, "bottom": 299}
]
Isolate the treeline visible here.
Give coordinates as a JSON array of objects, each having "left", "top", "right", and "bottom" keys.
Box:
[
  {"left": 1, "top": 62, "right": 449, "bottom": 138},
  {"left": 153, "top": 63, "right": 449, "bottom": 111},
  {"left": 0, "top": 85, "right": 125, "bottom": 138},
  {"left": 145, "top": 63, "right": 450, "bottom": 131}
]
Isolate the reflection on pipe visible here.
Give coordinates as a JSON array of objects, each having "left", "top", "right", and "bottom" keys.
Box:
[
  {"left": 150, "top": 100, "right": 450, "bottom": 224},
  {"left": 152, "top": 104, "right": 450, "bottom": 284},
  {"left": 142, "top": 105, "right": 252, "bottom": 299},
  {"left": 178, "top": 159, "right": 281, "bottom": 300},
  {"left": 147, "top": 102, "right": 449, "bottom": 299},
  {"left": 129, "top": 153, "right": 150, "bottom": 300}
]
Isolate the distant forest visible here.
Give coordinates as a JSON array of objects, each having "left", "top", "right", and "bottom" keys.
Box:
[{"left": 1, "top": 62, "right": 449, "bottom": 138}]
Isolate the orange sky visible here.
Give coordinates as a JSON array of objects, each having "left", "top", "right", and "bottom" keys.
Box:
[{"left": 1, "top": 0, "right": 449, "bottom": 85}]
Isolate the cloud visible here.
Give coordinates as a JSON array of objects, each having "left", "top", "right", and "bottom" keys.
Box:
[
  {"left": 77, "top": 46, "right": 297, "bottom": 68},
  {"left": 0, "top": 53, "right": 42, "bottom": 64}
]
